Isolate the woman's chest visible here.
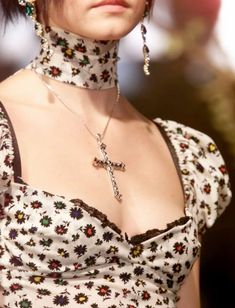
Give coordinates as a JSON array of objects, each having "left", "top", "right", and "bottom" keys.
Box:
[
  {"left": 1, "top": 185, "right": 200, "bottom": 270},
  {"left": 3, "top": 102, "right": 186, "bottom": 237}
]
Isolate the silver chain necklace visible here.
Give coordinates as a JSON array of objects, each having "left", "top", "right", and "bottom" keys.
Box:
[{"left": 35, "top": 71, "right": 126, "bottom": 202}]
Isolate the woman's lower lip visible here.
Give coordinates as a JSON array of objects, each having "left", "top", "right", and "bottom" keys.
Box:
[{"left": 92, "top": 4, "right": 128, "bottom": 12}]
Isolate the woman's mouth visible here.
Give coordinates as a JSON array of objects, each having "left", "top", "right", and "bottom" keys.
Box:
[
  {"left": 91, "top": 0, "right": 129, "bottom": 11},
  {"left": 93, "top": 0, "right": 129, "bottom": 7}
]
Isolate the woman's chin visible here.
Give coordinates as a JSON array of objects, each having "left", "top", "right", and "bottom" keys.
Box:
[
  {"left": 87, "top": 24, "right": 133, "bottom": 41},
  {"left": 77, "top": 29, "right": 129, "bottom": 41},
  {"left": 49, "top": 16, "right": 135, "bottom": 41}
]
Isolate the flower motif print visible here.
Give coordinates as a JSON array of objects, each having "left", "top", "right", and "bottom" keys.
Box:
[
  {"left": 53, "top": 295, "right": 69, "bottom": 306},
  {"left": 70, "top": 207, "right": 83, "bottom": 220},
  {"left": 219, "top": 165, "right": 227, "bottom": 175},
  {"left": 9, "top": 283, "right": 23, "bottom": 293},
  {"left": 172, "top": 263, "right": 182, "bottom": 273},
  {"left": 4, "top": 193, "right": 13, "bottom": 207},
  {"left": 72, "top": 68, "right": 80, "bottom": 77},
  {"left": 58, "top": 248, "right": 69, "bottom": 258},
  {"left": 90, "top": 74, "right": 98, "bottom": 83},
  {"left": 49, "top": 66, "right": 62, "bottom": 78},
  {"left": 74, "top": 43, "right": 87, "bottom": 53},
  {"left": 141, "top": 290, "right": 151, "bottom": 301},
  {"left": 9, "top": 229, "right": 18, "bottom": 239},
  {"left": 0, "top": 245, "right": 4, "bottom": 258},
  {"left": 26, "top": 26, "right": 119, "bottom": 90},
  {"left": 74, "top": 293, "right": 88, "bottom": 304},
  {"left": 203, "top": 183, "right": 211, "bottom": 194},
  {"left": 4, "top": 154, "right": 12, "bottom": 167},
  {"left": 37, "top": 288, "right": 51, "bottom": 296},
  {"left": 31, "top": 201, "right": 42, "bottom": 209},
  {"left": 74, "top": 245, "right": 87, "bottom": 257},
  {"left": 207, "top": 142, "right": 217, "bottom": 153},
  {"left": 119, "top": 273, "right": 132, "bottom": 284},
  {"left": 56, "top": 37, "right": 68, "bottom": 48},
  {"left": 130, "top": 244, "right": 144, "bottom": 258},
  {"left": 0, "top": 103, "right": 232, "bottom": 307},
  {"left": 19, "top": 299, "right": 32, "bottom": 308},
  {"left": 100, "top": 70, "right": 110, "bottom": 82},
  {"left": 96, "top": 285, "right": 111, "bottom": 297},
  {"left": 62, "top": 47, "right": 75, "bottom": 59},
  {"left": 40, "top": 238, "right": 53, "bottom": 247},
  {"left": 83, "top": 224, "right": 96, "bottom": 237},
  {"left": 48, "top": 259, "right": 62, "bottom": 271},
  {"left": 79, "top": 55, "right": 90, "bottom": 67},
  {"left": 29, "top": 275, "right": 45, "bottom": 285},
  {"left": 15, "top": 210, "right": 26, "bottom": 224},
  {"left": 173, "top": 242, "right": 186, "bottom": 255},
  {"left": 54, "top": 201, "right": 66, "bottom": 210},
  {"left": 40, "top": 215, "right": 52, "bottom": 227},
  {"left": 55, "top": 225, "right": 68, "bottom": 235}
]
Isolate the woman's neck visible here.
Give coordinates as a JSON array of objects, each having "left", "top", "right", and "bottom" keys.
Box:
[
  {"left": 26, "top": 25, "right": 120, "bottom": 91},
  {"left": 39, "top": 73, "right": 122, "bottom": 120}
]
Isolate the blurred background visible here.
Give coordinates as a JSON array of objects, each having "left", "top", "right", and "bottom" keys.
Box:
[{"left": 0, "top": 1, "right": 235, "bottom": 307}]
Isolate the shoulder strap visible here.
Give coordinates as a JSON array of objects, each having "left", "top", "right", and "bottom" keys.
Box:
[
  {"left": 0, "top": 101, "right": 22, "bottom": 182},
  {"left": 153, "top": 120, "right": 185, "bottom": 196}
]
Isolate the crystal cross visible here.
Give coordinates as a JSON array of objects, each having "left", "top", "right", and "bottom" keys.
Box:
[{"left": 93, "top": 134, "right": 126, "bottom": 201}]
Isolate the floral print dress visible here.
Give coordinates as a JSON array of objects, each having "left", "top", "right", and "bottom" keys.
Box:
[{"left": 0, "top": 101, "right": 232, "bottom": 308}]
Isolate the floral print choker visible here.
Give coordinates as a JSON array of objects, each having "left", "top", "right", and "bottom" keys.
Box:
[{"left": 26, "top": 25, "right": 119, "bottom": 90}]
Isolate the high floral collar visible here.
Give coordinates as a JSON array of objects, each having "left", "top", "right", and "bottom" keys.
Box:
[{"left": 26, "top": 25, "right": 119, "bottom": 90}]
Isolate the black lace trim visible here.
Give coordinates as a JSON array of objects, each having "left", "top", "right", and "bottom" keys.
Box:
[
  {"left": 129, "top": 216, "right": 190, "bottom": 245},
  {"left": 71, "top": 198, "right": 190, "bottom": 245},
  {"left": 70, "top": 198, "right": 122, "bottom": 235},
  {"left": 11, "top": 180, "right": 190, "bottom": 245},
  {"left": 2, "top": 102, "right": 191, "bottom": 246}
]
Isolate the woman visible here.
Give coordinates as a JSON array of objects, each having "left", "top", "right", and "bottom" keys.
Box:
[{"left": 0, "top": 1, "right": 232, "bottom": 307}]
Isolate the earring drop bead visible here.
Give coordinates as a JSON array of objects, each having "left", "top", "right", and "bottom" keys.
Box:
[
  {"left": 141, "top": 20, "right": 150, "bottom": 76},
  {"left": 18, "top": 0, "right": 53, "bottom": 58},
  {"left": 141, "top": 24, "right": 147, "bottom": 35},
  {"left": 18, "top": 0, "right": 27, "bottom": 5},
  {"left": 140, "top": 1, "right": 151, "bottom": 76},
  {"left": 25, "top": 2, "right": 35, "bottom": 17}
]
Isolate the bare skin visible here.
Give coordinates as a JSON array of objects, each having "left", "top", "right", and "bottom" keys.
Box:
[
  {"left": 0, "top": 68, "right": 186, "bottom": 235},
  {"left": 0, "top": 0, "right": 200, "bottom": 306},
  {"left": 0, "top": 68, "right": 200, "bottom": 307}
]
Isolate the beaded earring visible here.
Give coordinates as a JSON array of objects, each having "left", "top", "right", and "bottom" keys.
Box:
[
  {"left": 141, "top": 0, "right": 151, "bottom": 76},
  {"left": 18, "top": 0, "right": 53, "bottom": 58}
]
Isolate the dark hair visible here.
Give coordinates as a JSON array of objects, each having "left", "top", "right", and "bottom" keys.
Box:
[
  {"left": 0, "top": 0, "right": 25, "bottom": 23},
  {"left": 0, "top": 0, "right": 154, "bottom": 25},
  {"left": 0, "top": 0, "right": 60, "bottom": 25}
]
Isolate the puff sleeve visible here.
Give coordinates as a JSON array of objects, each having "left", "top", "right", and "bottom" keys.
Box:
[
  {"left": 184, "top": 126, "right": 232, "bottom": 235},
  {"left": 155, "top": 118, "right": 232, "bottom": 236}
]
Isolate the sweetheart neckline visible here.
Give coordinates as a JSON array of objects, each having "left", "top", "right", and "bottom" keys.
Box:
[
  {"left": 12, "top": 179, "right": 192, "bottom": 246},
  {"left": 0, "top": 102, "right": 194, "bottom": 245}
]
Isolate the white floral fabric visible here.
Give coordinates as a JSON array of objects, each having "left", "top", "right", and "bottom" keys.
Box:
[
  {"left": 0, "top": 103, "right": 232, "bottom": 308},
  {"left": 25, "top": 25, "right": 119, "bottom": 90}
]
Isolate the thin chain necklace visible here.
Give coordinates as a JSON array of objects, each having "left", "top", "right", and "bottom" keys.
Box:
[{"left": 35, "top": 71, "right": 126, "bottom": 202}]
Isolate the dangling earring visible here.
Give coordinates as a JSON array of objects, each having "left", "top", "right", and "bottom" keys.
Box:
[
  {"left": 18, "top": 0, "right": 53, "bottom": 58},
  {"left": 141, "top": 0, "right": 151, "bottom": 76}
]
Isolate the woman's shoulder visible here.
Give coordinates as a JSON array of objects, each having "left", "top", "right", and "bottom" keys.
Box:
[
  {"left": 0, "top": 68, "right": 47, "bottom": 138},
  {"left": 0, "top": 68, "right": 40, "bottom": 106},
  {"left": 153, "top": 117, "right": 232, "bottom": 234},
  {"left": 0, "top": 69, "right": 30, "bottom": 141},
  {"left": 153, "top": 116, "right": 230, "bottom": 178},
  {"left": 153, "top": 117, "right": 226, "bottom": 160},
  {"left": 153, "top": 117, "right": 213, "bottom": 143}
]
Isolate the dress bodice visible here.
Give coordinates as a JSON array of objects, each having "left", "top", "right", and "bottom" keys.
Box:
[{"left": 0, "top": 102, "right": 232, "bottom": 307}]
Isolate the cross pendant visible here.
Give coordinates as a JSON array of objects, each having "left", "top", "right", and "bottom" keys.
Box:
[{"left": 93, "top": 134, "right": 126, "bottom": 202}]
